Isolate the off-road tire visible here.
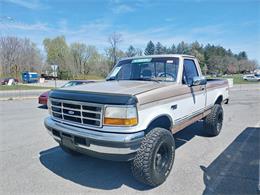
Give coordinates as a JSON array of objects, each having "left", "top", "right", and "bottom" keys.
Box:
[
  {"left": 131, "top": 128, "right": 175, "bottom": 187},
  {"left": 204, "top": 104, "right": 223, "bottom": 136},
  {"left": 60, "top": 144, "right": 81, "bottom": 156}
]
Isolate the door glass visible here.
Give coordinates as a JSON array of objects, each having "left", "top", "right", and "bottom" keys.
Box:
[{"left": 183, "top": 59, "right": 198, "bottom": 84}]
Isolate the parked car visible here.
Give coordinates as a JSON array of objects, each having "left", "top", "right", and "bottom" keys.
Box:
[
  {"left": 38, "top": 91, "right": 49, "bottom": 105},
  {"left": 38, "top": 80, "right": 94, "bottom": 105},
  {"left": 44, "top": 54, "right": 229, "bottom": 187},
  {"left": 243, "top": 74, "right": 260, "bottom": 81},
  {"left": 1, "top": 77, "right": 19, "bottom": 85}
]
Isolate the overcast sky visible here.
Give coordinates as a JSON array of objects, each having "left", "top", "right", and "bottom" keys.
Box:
[{"left": 1, "top": 0, "right": 259, "bottom": 62}]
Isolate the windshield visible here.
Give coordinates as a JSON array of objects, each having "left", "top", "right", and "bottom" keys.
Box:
[{"left": 107, "top": 57, "right": 179, "bottom": 82}]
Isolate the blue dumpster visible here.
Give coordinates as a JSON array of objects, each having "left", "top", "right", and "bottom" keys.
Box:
[{"left": 22, "top": 72, "right": 39, "bottom": 83}]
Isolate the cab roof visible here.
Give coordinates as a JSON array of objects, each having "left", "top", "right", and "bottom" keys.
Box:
[{"left": 121, "top": 54, "right": 195, "bottom": 61}]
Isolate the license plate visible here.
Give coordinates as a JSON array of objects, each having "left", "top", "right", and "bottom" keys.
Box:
[{"left": 61, "top": 135, "right": 75, "bottom": 149}]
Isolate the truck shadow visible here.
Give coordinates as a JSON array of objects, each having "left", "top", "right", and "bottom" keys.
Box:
[
  {"left": 39, "top": 146, "right": 149, "bottom": 190},
  {"left": 174, "top": 121, "right": 208, "bottom": 149},
  {"left": 37, "top": 105, "right": 48, "bottom": 109},
  {"left": 200, "top": 127, "right": 259, "bottom": 194},
  {"left": 38, "top": 121, "right": 212, "bottom": 190}
]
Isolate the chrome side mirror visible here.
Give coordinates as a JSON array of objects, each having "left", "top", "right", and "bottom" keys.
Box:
[{"left": 191, "top": 76, "right": 207, "bottom": 86}]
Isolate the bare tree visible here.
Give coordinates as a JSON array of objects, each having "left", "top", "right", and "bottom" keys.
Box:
[
  {"left": 107, "top": 32, "right": 122, "bottom": 70},
  {"left": 0, "top": 36, "right": 42, "bottom": 78},
  {"left": 70, "top": 43, "right": 100, "bottom": 77},
  {"left": 70, "top": 43, "right": 89, "bottom": 75},
  {"left": 0, "top": 37, "right": 20, "bottom": 77}
]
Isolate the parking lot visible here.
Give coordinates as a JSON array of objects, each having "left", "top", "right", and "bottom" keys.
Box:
[{"left": 0, "top": 85, "right": 259, "bottom": 195}]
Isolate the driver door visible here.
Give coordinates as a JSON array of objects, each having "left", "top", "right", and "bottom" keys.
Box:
[{"left": 182, "top": 58, "right": 206, "bottom": 115}]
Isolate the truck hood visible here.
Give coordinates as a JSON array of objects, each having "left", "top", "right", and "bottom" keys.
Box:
[{"left": 61, "top": 80, "right": 164, "bottom": 95}]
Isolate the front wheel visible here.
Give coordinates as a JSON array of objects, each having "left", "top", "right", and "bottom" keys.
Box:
[{"left": 131, "top": 128, "right": 175, "bottom": 187}]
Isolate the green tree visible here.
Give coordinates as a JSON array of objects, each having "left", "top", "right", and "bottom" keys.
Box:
[
  {"left": 162, "top": 46, "right": 167, "bottom": 54},
  {"left": 144, "top": 40, "right": 155, "bottom": 55},
  {"left": 237, "top": 51, "right": 248, "bottom": 60},
  {"left": 177, "top": 41, "right": 190, "bottom": 54},
  {"left": 155, "top": 42, "right": 164, "bottom": 54},
  {"left": 126, "top": 45, "right": 137, "bottom": 57},
  {"left": 190, "top": 41, "right": 205, "bottom": 68},
  {"left": 170, "top": 44, "right": 176, "bottom": 54},
  {"left": 43, "top": 36, "right": 69, "bottom": 71}
]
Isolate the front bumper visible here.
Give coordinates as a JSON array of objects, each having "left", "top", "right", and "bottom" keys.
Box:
[{"left": 44, "top": 117, "right": 144, "bottom": 161}]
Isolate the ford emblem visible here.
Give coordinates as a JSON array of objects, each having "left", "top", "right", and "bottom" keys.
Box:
[{"left": 68, "top": 110, "right": 74, "bottom": 115}]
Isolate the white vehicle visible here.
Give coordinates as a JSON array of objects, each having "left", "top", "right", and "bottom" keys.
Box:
[
  {"left": 243, "top": 74, "right": 260, "bottom": 81},
  {"left": 44, "top": 54, "right": 229, "bottom": 186}
]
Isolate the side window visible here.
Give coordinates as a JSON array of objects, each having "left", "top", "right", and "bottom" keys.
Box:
[{"left": 183, "top": 59, "right": 198, "bottom": 84}]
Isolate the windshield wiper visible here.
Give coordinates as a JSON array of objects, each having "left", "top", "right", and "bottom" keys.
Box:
[
  {"left": 132, "top": 78, "right": 160, "bottom": 83},
  {"left": 106, "top": 76, "right": 116, "bottom": 81}
]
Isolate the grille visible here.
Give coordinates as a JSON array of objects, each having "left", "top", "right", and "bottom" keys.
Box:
[{"left": 49, "top": 98, "right": 103, "bottom": 127}]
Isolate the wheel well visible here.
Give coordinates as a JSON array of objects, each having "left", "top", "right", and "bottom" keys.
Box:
[
  {"left": 145, "top": 115, "right": 172, "bottom": 133},
  {"left": 215, "top": 95, "right": 223, "bottom": 105}
]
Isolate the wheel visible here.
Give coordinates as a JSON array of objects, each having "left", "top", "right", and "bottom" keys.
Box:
[
  {"left": 60, "top": 144, "right": 81, "bottom": 156},
  {"left": 204, "top": 104, "right": 223, "bottom": 136},
  {"left": 131, "top": 128, "right": 175, "bottom": 187}
]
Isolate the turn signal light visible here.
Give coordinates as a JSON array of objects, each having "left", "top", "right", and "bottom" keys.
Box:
[{"left": 104, "top": 117, "right": 138, "bottom": 126}]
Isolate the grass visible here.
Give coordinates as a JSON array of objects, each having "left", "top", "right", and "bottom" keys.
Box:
[
  {"left": 208, "top": 74, "right": 260, "bottom": 85},
  {"left": 0, "top": 84, "right": 53, "bottom": 91}
]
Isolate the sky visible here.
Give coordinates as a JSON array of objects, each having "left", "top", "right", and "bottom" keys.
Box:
[{"left": 0, "top": 0, "right": 260, "bottom": 62}]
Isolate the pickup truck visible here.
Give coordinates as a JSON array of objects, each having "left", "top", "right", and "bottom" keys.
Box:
[{"left": 44, "top": 54, "right": 229, "bottom": 187}]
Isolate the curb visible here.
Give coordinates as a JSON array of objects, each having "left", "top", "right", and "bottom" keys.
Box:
[{"left": 0, "top": 96, "right": 38, "bottom": 101}]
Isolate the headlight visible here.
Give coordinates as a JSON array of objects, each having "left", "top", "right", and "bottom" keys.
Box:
[{"left": 104, "top": 106, "right": 138, "bottom": 126}]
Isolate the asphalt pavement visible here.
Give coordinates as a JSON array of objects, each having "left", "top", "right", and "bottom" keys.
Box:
[{"left": 0, "top": 85, "right": 259, "bottom": 195}]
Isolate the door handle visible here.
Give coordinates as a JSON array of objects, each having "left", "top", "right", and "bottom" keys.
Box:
[{"left": 171, "top": 104, "right": 177, "bottom": 110}]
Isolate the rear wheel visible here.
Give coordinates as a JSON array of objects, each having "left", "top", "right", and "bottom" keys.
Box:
[
  {"left": 131, "top": 128, "right": 175, "bottom": 187},
  {"left": 204, "top": 104, "right": 223, "bottom": 136}
]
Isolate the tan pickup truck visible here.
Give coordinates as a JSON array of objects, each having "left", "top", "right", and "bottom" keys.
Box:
[{"left": 44, "top": 54, "right": 229, "bottom": 187}]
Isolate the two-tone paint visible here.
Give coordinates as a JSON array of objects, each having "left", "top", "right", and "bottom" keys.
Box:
[{"left": 44, "top": 54, "right": 229, "bottom": 160}]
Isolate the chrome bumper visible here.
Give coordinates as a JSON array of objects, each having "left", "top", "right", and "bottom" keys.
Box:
[{"left": 44, "top": 117, "right": 144, "bottom": 158}]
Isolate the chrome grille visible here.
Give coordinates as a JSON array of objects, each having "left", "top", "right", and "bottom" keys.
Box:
[{"left": 49, "top": 98, "right": 103, "bottom": 127}]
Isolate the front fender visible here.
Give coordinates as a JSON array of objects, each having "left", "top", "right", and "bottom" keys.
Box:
[{"left": 137, "top": 103, "right": 174, "bottom": 131}]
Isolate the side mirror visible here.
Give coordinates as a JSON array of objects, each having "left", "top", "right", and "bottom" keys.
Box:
[{"left": 190, "top": 76, "right": 207, "bottom": 86}]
